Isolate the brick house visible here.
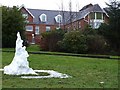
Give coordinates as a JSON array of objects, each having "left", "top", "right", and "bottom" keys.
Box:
[{"left": 19, "top": 4, "right": 109, "bottom": 44}]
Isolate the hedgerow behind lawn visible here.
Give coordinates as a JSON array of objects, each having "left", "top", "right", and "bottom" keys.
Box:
[{"left": 2, "top": 52, "right": 118, "bottom": 88}]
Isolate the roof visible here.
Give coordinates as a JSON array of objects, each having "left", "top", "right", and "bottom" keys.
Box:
[
  {"left": 80, "top": 3, "right": 93, "bottom": 11},
  {"left": 19, "top": 4, "right": 35, "bottom": 18},
  {"left": 92, "top": 4, "right": 104, "bottom": 12},
  {"left": 20, "top": 4, "right": 107, "bottom": 25},
  {"left": 77, "top": 4, "right": 105, "bottom": 20},
  {"left": 28, "top": 8, "right": 78, "bottom": 25}
]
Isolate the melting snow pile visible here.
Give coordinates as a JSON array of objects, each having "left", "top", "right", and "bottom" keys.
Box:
[{"left": 4, "top": 32, "right": 37, "bottom": 75}]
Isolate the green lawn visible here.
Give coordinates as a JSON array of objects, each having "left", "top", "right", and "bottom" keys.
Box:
[
  {"left": 2, "top": 52, "right": 118, "bottom": 88},
  {"left": 2, "top": 45, "right": 40, "bottom": 51},
  {"left": 2, "top": 45, "right": 120, "bottom": 59}
]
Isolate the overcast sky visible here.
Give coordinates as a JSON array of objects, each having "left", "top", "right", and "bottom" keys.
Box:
[{"left": 0, "top": 0, "right": 110, "bottom": 11}]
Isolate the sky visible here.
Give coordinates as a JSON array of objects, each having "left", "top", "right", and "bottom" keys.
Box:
[{"left": 0, "top": 0, "right": 110, "bottom": 11}]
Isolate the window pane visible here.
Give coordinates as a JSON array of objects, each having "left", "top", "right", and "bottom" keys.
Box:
[
  {"left": 58, "top": 16, "right": 62, "bottom": 23},
  {"left": 46, "top": 26, "right": 50, "bottom": 32},
  {"left": 57, "top": 17, "right": 60, "bottom": 22},
  {"left": 90, "top": 12, "right": 95, "bottom": 19},
  {"left": 26, "top": 26, "right": 33, "bottom": 31},
  {"left": 42, "top": 15, "right": 45, "bottom": 22},
  {"left": 35, "top": 26, "right": 40, "bottom": 34},
  {"left": 55, "top": 15, "right": 62, "bottom": 23},
  {"left": 96, "top": 13, "right": 102, "bottom": 19}
]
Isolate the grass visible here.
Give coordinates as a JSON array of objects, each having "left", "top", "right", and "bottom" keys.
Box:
[
  {"left": 2, "top": 52, "right": 118, "bottom": 88},
  {"left": 2, "top": 45, "right": 120, "bottom": 59},
  {"left": 26, "top": 45, "right": 40, "bottom": 51},
  {"left": 2, "top": 45, "right": 40, "bottom": 52}
]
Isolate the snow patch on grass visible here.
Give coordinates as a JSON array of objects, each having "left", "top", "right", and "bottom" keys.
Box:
[
  {"left": 21, "top": 70, "right": 71, "bottom": 79},
  {"left": 0, "top": 69, "right": 71, "bottom": 79}
]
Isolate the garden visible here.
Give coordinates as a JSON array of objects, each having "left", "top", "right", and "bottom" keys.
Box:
[
  {"left": 1, "top": 1, "right": 120, "bottom": 89},
  {"left": 1, "top": 47, "right": 119, "bottom": 88}
]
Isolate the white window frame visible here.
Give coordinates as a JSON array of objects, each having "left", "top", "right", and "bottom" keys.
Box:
[
  {"left": 40, "top": 14, "right": 47, "bottom": 22},
  {"left": 95, "top": 12, "right": 103, "bottom": 20},
  {"left": 90, "top": 20, "right": 104, "bottom": 29},
  {"left": 46, "top": 26, "right": 51, "bottom": 32},
  {"left": 55, "top": 15, "right": 62, "bottom": 23},
  {"left": 35, "top": 26, "right": 40, "bottom": 35},
  {"left": 90, "top": 12, "right": 104, "bottom": 29},
  {"left": 25, "top": 26, "right": 33, "bottom": 31}
]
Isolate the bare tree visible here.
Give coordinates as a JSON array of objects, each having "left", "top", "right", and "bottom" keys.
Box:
[
  {"left": 56, "top": 0, "right": 66, "bottom": 30},
  {"left": 75, "top": 0, "right": 80, "bottom": 30},
  {"left": 69, "top": 0, "right": 73, "bottom": 31},
  {"left": 61, "top": 0, "right": 66, "bottom": 30}
]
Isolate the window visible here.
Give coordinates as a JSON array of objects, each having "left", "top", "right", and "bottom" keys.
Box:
[
  {"left": 90, "top": 12, "right": 95, "bottom": 19},
  {"left": 94, "top": 21, "right": 102, "bottom": 29},
  {"left": 25, "top": 26, "right": 33, "bottom": 31},
  {"left": 55, "top": 15, "right": 62, "bottom": 23},
  {"left": 79, "top": 22, "right": 81, "bottom": 28},
  {"left": 35, "top": 26, "right": 40, "bottom": 34},
  {"left": 56, "top": 27, "right": 60, "bottom": 30},
  {"left": 40, "top": 14, "right": 47, "bottom": 22},
  {"left": 22, "top": 13, "right": 28, "bottom": 19},
  {"left": 46, "top": 26, "right": 50, "bottom": 32},
  {"left": 90, "top": 12, "right": 103, "bottom": 20},
  {"left": 90, "top": 20, "right": 103, "bottom": 29},
  {"left": 96, "top": 12, "right": 102, "bottom": 19}
]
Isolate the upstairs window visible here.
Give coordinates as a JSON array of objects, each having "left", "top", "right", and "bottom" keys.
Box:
[
  {"left": 40, "top": 14, "right": 47, "bottom": 22},
  {"left": 90, "top": 12, "right": 103, "bottom": 20},
  {"left": 22, "top": 13, "right": 28, "bottom": 19},
  {"left": 96, "top": 12, "right": 103, "bottom": 19},
  {"left": 90, "top": 12, "right": 95, "bottom": 19},
  {"left": 25, "top": 26, "right": 33, "bottom": 31},
  {"left": 55, "top": 15, "right": 62, "bottom": 23}
]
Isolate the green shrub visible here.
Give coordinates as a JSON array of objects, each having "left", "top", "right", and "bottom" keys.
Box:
[
  {"left": 40, "top": 26, "right": 110, "bottom": 54},
  {"left": 2, "top": 6, "right": 26, "bottom": 48},
  {"left": 40, "top": 29, "right": 66, "bottom": 51},
  {"left": 86, "top": 35, "right": 108, "bottom": 54},
  {"left": 59, "top": 31, "right": 88, "bottom": 53}
]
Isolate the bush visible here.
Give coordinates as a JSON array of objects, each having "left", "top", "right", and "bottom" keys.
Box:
[
  {"left": 40, "top": 29, "right": 66, "bottom": 51},
  {"left": 59, "top": 31, "right": 88, "bottom": 53},
  {"left": 40, "top": 26, "right": 110, "bottom": 54},
  {"left": 82, "top": 25, "right": 97, "bottom": 35},
  {"left": 86, "top": 35, "right": 108, "bottom": 54}
]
